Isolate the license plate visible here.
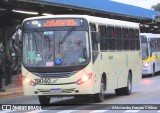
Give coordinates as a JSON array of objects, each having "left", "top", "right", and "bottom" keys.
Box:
[{"left": 50, "top": 88, "right": 61, "bottom": 93}]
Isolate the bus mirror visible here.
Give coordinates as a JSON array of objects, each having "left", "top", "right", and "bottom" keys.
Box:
[
  {"left": 150, "top": 47, "right": 153, "bottom": 57},
  {"left": 95, "top": 32, "right": 100, "bottom": 43}
]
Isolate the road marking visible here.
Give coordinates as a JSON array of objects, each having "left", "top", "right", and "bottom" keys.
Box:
[
  {"left": 57, "top": 110, "right": 78, "bottom": 113},
  {"left": 102, "top": 86, "right": 160, "bottom": 104},
  {"left": 26, "top": 110, "right": 47, "bottom": 113},
  {"left": 158, "top": 111, "right": 160, "bottom": 112},
  {"left": 124, "top": 110, "right": 140, "bottom": 112},
  {"left": 89, "top": 110, "right": 109, "bottom": 113},
  {"left": 0, "top": 110, "right": 14, "bottom": 113}
]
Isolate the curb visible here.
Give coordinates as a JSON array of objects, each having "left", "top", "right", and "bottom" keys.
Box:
[{"left": 0, "top": 87, "right": 23, "bottom": 99}]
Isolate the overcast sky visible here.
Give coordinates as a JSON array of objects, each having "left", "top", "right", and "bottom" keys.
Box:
[{"left": 111, "top": 0, "right": 160, "bottom": 9}]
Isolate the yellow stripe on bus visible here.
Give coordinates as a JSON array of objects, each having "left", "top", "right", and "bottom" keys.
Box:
[
  {"left": 142, "top": 55, "right": 155, "bottom": 62},
  {"left": 142, "top": 54, "right": 160, "bottom": 62}
]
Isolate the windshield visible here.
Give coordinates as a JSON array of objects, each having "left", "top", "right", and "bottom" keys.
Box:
[
  {"left": 141, "top": 43, "right": 148, "bottom": 60},
  {"left": 23, "top": 30, "right": 90, "bottom": 67}
]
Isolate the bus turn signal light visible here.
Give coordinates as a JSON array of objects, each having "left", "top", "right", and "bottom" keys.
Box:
[
  {"left": 22, "top": 77, "right": 35, "bottom": 86},
  {"left": 76, "top": 73, "right": 92, "bottom": 85}
]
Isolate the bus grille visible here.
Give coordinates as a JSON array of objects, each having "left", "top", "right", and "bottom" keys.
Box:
[
  {"left": 37, "top": 88, "right": 76, "bottom": 94},
  {"left": 33, "top": 71, "right": 77, "bottom": 78}
]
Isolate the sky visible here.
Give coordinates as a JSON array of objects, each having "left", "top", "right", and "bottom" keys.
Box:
[{"left": 111, "top": 0, "right": 160, "bottom": 9}]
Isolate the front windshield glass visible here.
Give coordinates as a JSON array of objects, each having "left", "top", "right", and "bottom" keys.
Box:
[
  {"left": 23, "top": 31, "right": 89, "bottom": 67},
  {"left": 141, "top": 43, "right": 148, "bottom": 60}
]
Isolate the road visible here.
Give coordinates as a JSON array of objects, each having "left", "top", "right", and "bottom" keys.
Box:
[{"left": 1, "top": 75, "right": 160, "bottom": 113}]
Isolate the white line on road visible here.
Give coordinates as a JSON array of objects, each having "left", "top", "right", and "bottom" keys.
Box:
[
  {"left": 0, "top": 110, "right": 14, "bottom": 113},
  {"left": 26, "top": 110, "right": 48, "bottom": 113},
  {"left": 124, "top": 110, "right": 140, "bottom": 112},
  {"left": 89, "top": 110, "right": 109, "bottom": 113},
  {"left": 57, "top": 110, "right": 78, "bottom": 113},
  {"left": 158, "top": 110, "right": 160, "bottom": 112}
]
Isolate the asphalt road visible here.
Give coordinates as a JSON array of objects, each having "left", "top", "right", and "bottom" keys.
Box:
[{"left": 1, "top": 74, "right": 160, "bottom": 113}]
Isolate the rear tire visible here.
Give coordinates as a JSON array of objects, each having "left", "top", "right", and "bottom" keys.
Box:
[
  {"left": 123, "top": 72, "right": 132, "bottom": 95},
  {"left": 94, "top": 77, "right": 105, "bottom": 103},
  {"left": 38, "top": 96, "right": 50, "bottom": 105},
  {"left": 115, "top": 72, "right": 132, "bottom": 96}
]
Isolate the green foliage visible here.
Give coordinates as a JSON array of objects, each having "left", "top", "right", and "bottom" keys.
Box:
[{"left": 152, "top": 3, "right": 160, "bottom": 11}]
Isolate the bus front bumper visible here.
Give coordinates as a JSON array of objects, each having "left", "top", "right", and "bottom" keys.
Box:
[
  {"left": 22, "top": 79, "right": 97, "bottom": 96},
  {"left": 142, "top": 67, "right": 152, "bottom": 75}
]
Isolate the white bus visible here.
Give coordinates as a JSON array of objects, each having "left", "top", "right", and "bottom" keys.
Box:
[
  {"left": 16, "top": 15, "right": 141, "bottom": 104},
  {"left": 141, "top": 33, "right": 160, "bottom": 76}
]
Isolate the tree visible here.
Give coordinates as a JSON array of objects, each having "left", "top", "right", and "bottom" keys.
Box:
[{"left": 152, "top": 3, "right": 160, "bottom": 11}]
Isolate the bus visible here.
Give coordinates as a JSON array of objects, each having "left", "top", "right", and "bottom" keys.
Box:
[
  {"left": 141, "top": 33, "right": 160, "bottom": 76},
  {"left": 15, "top": 15, "right": 142, "bottom": 104}
]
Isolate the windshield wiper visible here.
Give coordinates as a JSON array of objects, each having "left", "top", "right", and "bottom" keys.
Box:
[
  {"left": 60, "top": 27, "right": 76, "bottom": 44},
  {"left": 33, "top": 32, "right": 38, "bottom": 52},
  {"left": 38, "top": 32, "right": 51, "bottom": 50}
]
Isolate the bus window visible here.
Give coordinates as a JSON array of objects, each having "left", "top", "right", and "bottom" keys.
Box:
[
  {"left": 115, "top": 27, "right": 122, "bottom": 50},
  {"left": 98, "top": 25, "right": 108, "bottom": 51},
  {"left": 141, "top": 44, "right": 148, "bottom": 60},
  {"left": 91, "top": 23, "right": 98, "bottom": 62},
  {"left": 107, "top": 26, "right": 115, "bottom": 50},
  {"left": 141, "top": 35, "right": 147, "bottom": 43},
  {"left": 129, "top": 29, "right": 136, "bottom": 50},
  {"left": 135, "top": 29, "right": 140, "bottom": 50},
  {"left": 122, "top": 28, "right": 129, "bottom": 50}
]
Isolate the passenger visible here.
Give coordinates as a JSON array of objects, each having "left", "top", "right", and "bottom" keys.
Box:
[
  {"left": 0, "top": 47, "right": 5, "bottom": 92},
  {"left": 5, "top": 48, "right": 14, "bottom": 86},
  {"left": 75, "top": 37, "right": 86, "bottom": 62}
]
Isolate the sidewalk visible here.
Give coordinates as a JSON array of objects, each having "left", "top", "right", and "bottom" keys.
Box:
[{"left": 0, "top": 74, "right": 23, "bottom": 99}]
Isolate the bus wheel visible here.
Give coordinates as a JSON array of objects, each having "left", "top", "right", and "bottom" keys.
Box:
[
  {"left": 38, "top": 96, "right": 50, "bottom": 105},
  {"left": 123, "top": 72, "right": 132, "bottom": 95},
  {"left": 151, "top": 64, "right": 155, "bottom": 77},
  {"left": 94, "top": 77, "right": 105, "bottom": 103}
]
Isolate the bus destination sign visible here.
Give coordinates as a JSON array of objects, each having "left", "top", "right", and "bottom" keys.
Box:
[
  {"left": 24, "top": 18, "right": 83, "bottom": 29},
  {"left": 44, "top": 19, "right": 79, "bottom": 27}
]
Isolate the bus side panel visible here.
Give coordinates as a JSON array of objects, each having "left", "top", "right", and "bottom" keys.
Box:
[
  {"left": 99, "top": 52, "right": 117, "bottom": 90},
  {"left": 97, "top": 51, "right": 128, "bottom": 90},
  {"left": 128, "top": 51, "right": 142, "bottom": 84},
  {"left": 154, "top": 52, "right": 160, "bottom": 73}
]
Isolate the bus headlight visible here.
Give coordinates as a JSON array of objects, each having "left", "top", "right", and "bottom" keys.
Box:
[
  {"left": 76, "top": 73, "right": 92, "bottom": 85},
  {"left": 22, "top": 77, "right": 35, "bottom": 86},
  {"left": 143, "top": 62, "right": 149, "bottom": 68}
]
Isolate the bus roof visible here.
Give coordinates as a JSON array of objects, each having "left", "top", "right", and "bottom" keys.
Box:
[
  {"left": 23, "top": 15, "right": 139, "bottom": 29},
  {"left": 140, "top": 33, "right": 160, "bottom": 38}
]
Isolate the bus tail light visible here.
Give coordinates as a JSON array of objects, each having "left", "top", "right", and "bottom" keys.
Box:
[
  {"left": 22, "top": 77, "right": 35, "bottom": 86},
  {"left": 76, "top": 73, "right": 92, "bottom": 85}
]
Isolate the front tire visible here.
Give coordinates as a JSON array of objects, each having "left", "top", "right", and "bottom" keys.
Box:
[
  {"left": 94, "top": 77, "right": 105, "bottom": 103},
  {"left": 151, "top": 64, "right": 155, "bottom": 77},
  {"left": 38, "top": 96, "right": 50, "bottom": 105}
]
